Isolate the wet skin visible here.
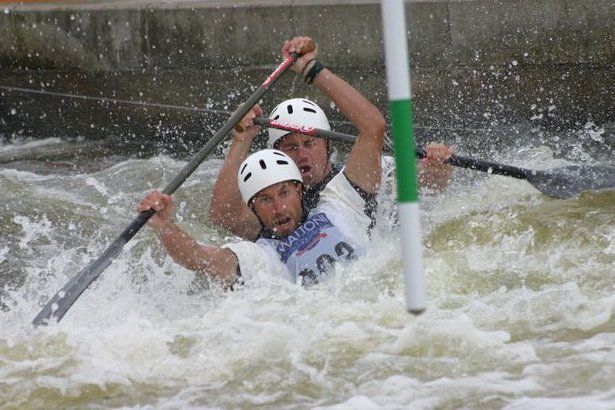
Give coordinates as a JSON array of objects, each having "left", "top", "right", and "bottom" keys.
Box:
[
  {"left": 276, "top": 133, "right": 332, "bottom": 189},
  {"left": 251, "top": 181, "right": 304, "bottom": 238}
]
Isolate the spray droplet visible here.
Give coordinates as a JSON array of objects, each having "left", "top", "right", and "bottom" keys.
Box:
[{"left": 10, "top": 108, "right": 16, "bottom": 115}]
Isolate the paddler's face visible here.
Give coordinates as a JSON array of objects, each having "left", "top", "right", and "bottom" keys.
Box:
[
  {"left": 251, "top": 181, "right": 303, "bottom": 238},
  {"left": 276, "top": 133, "right": 331, "bottom": 189}
]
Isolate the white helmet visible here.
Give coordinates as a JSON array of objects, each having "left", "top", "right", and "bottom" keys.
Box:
[
  {"left": 268, "top": 98, "right": 331, "bottom": 147},
  {"left": 238, "top": 149, "right": 303, "bottom": 205}
]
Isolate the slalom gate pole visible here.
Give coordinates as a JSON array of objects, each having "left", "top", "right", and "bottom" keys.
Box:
[{"left": 381, "top": 0, "right": 426, "bottom": 314}]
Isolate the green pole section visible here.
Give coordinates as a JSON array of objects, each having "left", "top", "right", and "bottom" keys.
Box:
[{"left": 390, "top": 100, "right": 418, "bottom": 202}]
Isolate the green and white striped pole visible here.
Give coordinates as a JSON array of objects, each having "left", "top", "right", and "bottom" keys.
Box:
[{"left": 381, "top": 0, "right": 425, "bottom": 314}]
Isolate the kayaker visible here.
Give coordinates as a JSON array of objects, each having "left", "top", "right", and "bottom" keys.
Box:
[
  {"left": 209, "top": 35, "right": 454, "bottom": 241},
  {"left": 138, "top": 119, "right": 385, "bottom": 285}
]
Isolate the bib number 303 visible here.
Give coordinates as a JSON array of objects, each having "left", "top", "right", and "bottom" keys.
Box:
[{"left": 298, "top": 241, "right": 356, "bottom": 286}]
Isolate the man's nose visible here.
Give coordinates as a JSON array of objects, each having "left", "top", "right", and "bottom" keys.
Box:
[
  {"left": 296, "top": 146, "right": 311, "bottom": 161},
  {"left": 270, "top": 198, "right": 286, "bottom": 214}
]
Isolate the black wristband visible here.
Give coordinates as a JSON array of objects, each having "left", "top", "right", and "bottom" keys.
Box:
[
  {"left": 304, "top": 60, "right": 325, "bottom": 84},
  {"left": 301, "top": 58, "right": 317, "bottom": 77}
]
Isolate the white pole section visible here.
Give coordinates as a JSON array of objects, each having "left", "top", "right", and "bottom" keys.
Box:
[{"left": 381, "top": 0, "right": 425, "bottom": 314}]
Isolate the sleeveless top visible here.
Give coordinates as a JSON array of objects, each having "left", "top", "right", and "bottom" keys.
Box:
[{"left": 302, "top": 163, "right": 343, "bottom": 211}]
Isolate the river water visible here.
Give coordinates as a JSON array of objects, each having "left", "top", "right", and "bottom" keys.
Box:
[{"left": 1, "top": 124, "right": 614, "bottom": 409}]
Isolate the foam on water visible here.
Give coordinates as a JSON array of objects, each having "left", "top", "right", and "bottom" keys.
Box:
[
  {"left": 0, "top": 137, "right": 62, "bottom": 153},
  {"left": 1, "top": 142, "right": 614, "bottom": 408}
]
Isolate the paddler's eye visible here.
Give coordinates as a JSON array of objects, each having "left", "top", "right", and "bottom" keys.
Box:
[
  {"left": 256, "top": 195, "right": 271, "bottom": 205},
  {"left": 282, "top": 144, "right": 298, "bottom": 152}
]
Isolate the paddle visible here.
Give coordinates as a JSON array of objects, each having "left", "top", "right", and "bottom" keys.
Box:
[
  {"left": 254, "top": 117, "right": 615, "bottom": 199},
  {"left": 32, "top": 41, "right": 315, "bottom": 327}
]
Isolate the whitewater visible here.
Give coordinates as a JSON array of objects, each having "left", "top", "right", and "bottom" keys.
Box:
[{"left": 1, "top": 125, "right": 614, "bottom": 409}]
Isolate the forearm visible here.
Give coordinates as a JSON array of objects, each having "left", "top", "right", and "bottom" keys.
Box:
[
  {"left": 156, "top": 222, "right": 238, "bottom": 285},
  {"left": 156, "top": 222, "right": 208, "bottom": 270},
  {"left": 313, "top": 68, "right": 386, "bottom": 193},
  {"left": 418, "top": 143, "right": 454, "bottom": 192},
  {"left": 209, "top": 137, "right": 261, "bottom": 238},
  {"left": 419, "top": 162, "right": 453, "bottom": 192},
  {"left": 313, "top": 68, "right": 385, "bottom": 137}
]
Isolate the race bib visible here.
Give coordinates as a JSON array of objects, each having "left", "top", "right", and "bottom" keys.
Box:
[{"left": 273, "top": 213, "right": 358, "bottom": 285}]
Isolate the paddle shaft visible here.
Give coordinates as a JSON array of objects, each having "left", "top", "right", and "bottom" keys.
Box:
[
  {"left": 254, "top": 117, "right": 532, "bottom": 180},
  {"left": 414, "top": 148, "right": 531, "bottom": 179},
  {"left": 32, "top": 43, "right": 314, "bottom": 327}
]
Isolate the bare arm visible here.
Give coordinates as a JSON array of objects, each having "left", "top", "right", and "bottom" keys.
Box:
[
  {"left": 418, "top": 143, "right": 454, "bottom": 191},
  {"left": 316, "top": 68, "right": 386, "bottom": 194},
  {"left": 208, "top": 105, "right": 263, "bottom": 240},
  {"left": 283, "top": 37, "right": 386, "bottom": 194},
  {"left": 138, "top": 191, "right": 239, "bottom": 287}
]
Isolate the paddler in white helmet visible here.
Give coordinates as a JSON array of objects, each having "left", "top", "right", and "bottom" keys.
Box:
[
  {"left": 137, "top": 35, "right": 388, "bottom": 287},
  {"left": 209, "top": 35, "right": 454, "bottom": 241},
  {"left": 138, "top": 142, "right": 380, "bottom": 286}
]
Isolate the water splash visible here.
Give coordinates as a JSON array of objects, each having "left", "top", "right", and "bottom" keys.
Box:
[{"left": 0, "top": 138, "right": 614, "bottom": 407}]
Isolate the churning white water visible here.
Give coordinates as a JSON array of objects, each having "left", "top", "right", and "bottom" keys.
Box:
[{"left": 1, "top": 135, "right": 614, "bottom": 409}]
